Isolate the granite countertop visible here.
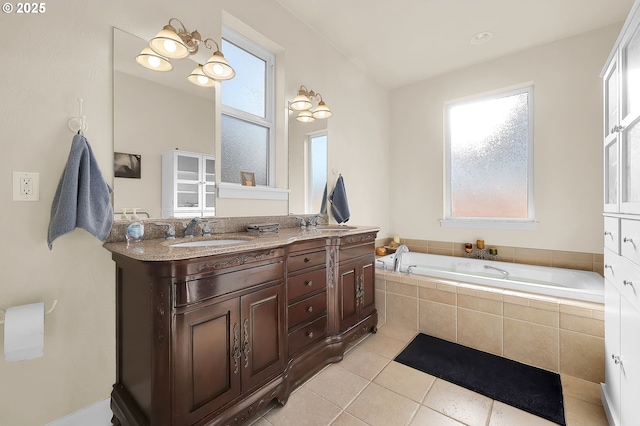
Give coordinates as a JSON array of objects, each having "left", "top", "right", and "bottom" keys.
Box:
[{"left": 103, "top": 225, "right": 380, "bottom": 262}]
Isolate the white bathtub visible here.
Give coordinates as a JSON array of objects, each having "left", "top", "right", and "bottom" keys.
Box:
[{"left": 375, "top": 252, "right": 604, "bottom": 303}]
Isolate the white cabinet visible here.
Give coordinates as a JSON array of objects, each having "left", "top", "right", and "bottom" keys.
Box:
[
  {"left": 604, "top": 0, "right": 640, "bottom": 214},
  {"left": 162, "top": 150, "right": 215, "bottom": 218},
  {"left": 602, "top": 3, "right": 640, "bottom": 425}
]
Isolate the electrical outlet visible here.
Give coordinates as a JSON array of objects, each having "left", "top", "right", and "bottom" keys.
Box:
[{"left": 13, "top": 172, "right": 39, "bottom": 201}]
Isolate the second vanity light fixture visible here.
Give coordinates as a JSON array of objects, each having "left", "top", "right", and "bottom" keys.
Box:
[
  {"left": 290, "top": 85, "right": 333, "bottom": 122},
  {"left": 136, "top": 18, "right": 236, "bottom": 87}
]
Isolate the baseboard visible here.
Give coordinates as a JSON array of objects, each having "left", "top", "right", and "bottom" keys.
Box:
[
  {"left": 600, "top": 383, "right": 618, "bottom": 426},
  {"left": 46, "top": 398, "right": 111, "bottom": 426}
]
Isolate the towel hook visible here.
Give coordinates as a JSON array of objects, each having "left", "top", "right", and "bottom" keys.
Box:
[
  {"left": 332, "top": 168, "right": 341, "bottom": 176},
  {"left": 67, "top": 98, "right": 88, "bottom": 134}
]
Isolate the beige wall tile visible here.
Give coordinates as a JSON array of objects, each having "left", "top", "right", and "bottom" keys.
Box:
[
  {"left": 559, "top": 303, "right": 598, "bottom": 319},
  {"left": 387, "top": 280, "right": 418, "bottom": 297},
  {"left": 436, "top": 282, "right": 458, "bottom": 293},
  {"left": 457, "top": 308, "right": 503, "bottom": 356},
  {"left": 504, "top": 303, "right": 558, "bottom": 327},
  {"left": 429, "top": 240, "right": 455, "bottom": 250},
  {"left": 560, "top": 330, "right": 605, "bottom": 383},
  {"left": 417, "top": 277, "right": 437, "bottom": 289},
  {"left": 385, "top": 273, "right": 404, "bottom": 285},
  {"left": 457, "top": 294, "right": 503, "bottom": 315},
  {"left": 375, "top": 276, "right": 386, "bottom": 291},
  {"left": 401, "top": 275, "right": 419, "bottom": 286},
  {"left": 529, "top": 298, "right": 559, "bottom": 312},
  {"left": 503, "top": 318, "right": 559, "bottom": 372},
  {"left": 420, "top": 287, "right": 457, "bottom": 305},
  {"left": 419, "top": 300, "right": 457, "bottom": 342},
  {"left": 503, "top": 292, "right": 530, "bottom": 306},
  {"left": 560, "top": 313, "right": 604, "bottom": 338},
  {"left": 514, "top": 247, "right": 553, "bottom": 267},
  {"left": 429, "top": 247, "right": 455, "bottom": 256},
  {"left": 375, "top": 289, "right": 386, "bottom": 326},
  {"left": 386, "top": 293, "right": 418, "bottom": 330}
]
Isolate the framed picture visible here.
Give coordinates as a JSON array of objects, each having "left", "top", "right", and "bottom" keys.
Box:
[
  {"left": 241, "top": 171, "right": 255, "bottom": 186},
  {"left": 114, "top": 152, "right": 141, "bottom": 179}
]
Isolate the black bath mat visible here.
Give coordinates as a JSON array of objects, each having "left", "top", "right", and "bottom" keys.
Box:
[{"left": 395, "top": 333, "right": 565, "bottom": 425}]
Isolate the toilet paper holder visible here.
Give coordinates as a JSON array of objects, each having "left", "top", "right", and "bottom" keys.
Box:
[{"left": 0, "top": 299, "right": 58, "bottom": 325}]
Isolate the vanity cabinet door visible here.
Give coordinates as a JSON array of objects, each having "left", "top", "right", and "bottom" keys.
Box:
[
  {"left": 173, "top": 298, "right": 241, "bottom": 425},
  {"left": 337, "top": 260, "right": 360, "bottom": 331},
  {"left": 359, "top": 260, "right": 376, "bottom": 319},
  {"left": 240, "top": 283, "right": 286, "bottom": 392}
]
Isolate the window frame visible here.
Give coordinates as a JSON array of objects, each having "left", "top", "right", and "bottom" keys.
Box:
[
  {"left": 441, "top": 84, "right": 537, "bottom": 231},
  {"left": 220, "top": 25, "right": 276, "bottom": 187}
]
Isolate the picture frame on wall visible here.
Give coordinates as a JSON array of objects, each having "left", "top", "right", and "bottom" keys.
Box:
[
  {"left": 114, "top": 152, "right": 141, "bottom": 179},
  {"left": 240, "top": 171, "right": 255, "bottom": 186}
]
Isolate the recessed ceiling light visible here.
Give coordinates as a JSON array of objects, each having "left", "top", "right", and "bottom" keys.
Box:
[{"left": 470, "top": 32, "right": 493, "bottom": 45}]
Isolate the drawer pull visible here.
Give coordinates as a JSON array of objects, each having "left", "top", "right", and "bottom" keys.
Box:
[
  {"left": 305, "top": 280, "right": 313, "bottom": 287},
  {"left": 232, "top": 323, "right": 241, "bottom": 374},
  {"left": 623, "top": 237, "right": 634, "bottom": 244},
  {"left": 605, "top": 264, "right": 613, "bottom": 271},
  {"left": 624, "top": 280, "right": 634, "bottom": 287},
  {"left": 307, "top": 331, "right": 314, "bottom": 339},
  {"left": 307, "top": 306, "right": 313, "bottom": 313},
  {"left": 304, "top": 257, "right": 312, "bottom": 263},
  {"left": 604, "top": 231, "right": 612, "bottom": 237}
]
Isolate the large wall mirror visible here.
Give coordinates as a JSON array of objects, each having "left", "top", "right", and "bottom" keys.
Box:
[{"left": 113, "top": 27, "right": 328, "bottom": 219}]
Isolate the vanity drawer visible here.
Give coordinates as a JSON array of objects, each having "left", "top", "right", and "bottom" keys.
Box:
[
  {"left": 288, "top": 292, "right": 327, "bottom": 329},
  {"left": 604, "top": 216, "right": 620, "bottom": 254},
  {"left": 288, "top": 250, "right": 326, "bottom": 272},
  {"left": 605, "top": 248, "right": 624, "bottom": 290},
  {"left": 287, "top": 267, "right": 327, "bottom": 301},
  {"left": 288, "top": 315, "right": 327, "bottom": 356},
  {"left": 175, "top": 262, "right": 284, "bottom": 307},
  {"left": 621, "top": 254, "right": 640, "bottom": 312},
  {"left": 621, "top": 219, "right": 640, "bottom": 266}
]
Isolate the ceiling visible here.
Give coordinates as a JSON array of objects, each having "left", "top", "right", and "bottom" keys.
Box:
[{"left": 276, "top": 0, "right": 636, "bottom": 89}]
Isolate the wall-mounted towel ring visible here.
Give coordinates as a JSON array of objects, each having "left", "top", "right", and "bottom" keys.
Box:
[
  {"left": 0, "top": 299, "right": 58, "bottom": 325},
  {"left": 67, "top": 98, "right": 88, "bottom": 134}
]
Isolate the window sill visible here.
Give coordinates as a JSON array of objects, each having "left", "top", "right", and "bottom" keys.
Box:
[
  {"left": 218, "top": 183, "right": 290, "bottom": 201},
  {"left": 439, "top": 219, "right": 539, "bottom": 231}
]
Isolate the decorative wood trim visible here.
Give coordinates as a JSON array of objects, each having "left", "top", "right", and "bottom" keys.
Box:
[
  {"left": 198, "top": 250, "right": 277, "bottom": 272},
  {"left": 344, "top": 233, "right": 376, "bottom": 244}
]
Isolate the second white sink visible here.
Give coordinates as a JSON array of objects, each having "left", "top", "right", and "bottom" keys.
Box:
[{"left": 170, "top": 239, "right": 248, "bottom": 248}]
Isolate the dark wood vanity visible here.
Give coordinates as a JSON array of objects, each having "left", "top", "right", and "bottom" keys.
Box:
[{"left": 106, "top": 228, "right": 378, "bottom": 426}]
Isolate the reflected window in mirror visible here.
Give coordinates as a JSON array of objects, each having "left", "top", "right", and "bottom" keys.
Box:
[
  {"left": 221, "top": 26, "right": 275, "bottom": 186},
  {"left": 307, "top": 132, "right": 327, "bottom": 214}
]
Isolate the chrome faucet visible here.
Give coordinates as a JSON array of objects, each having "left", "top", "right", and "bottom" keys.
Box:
[
  {"left": 201, "top": 220, "right": 218, "bottom": 236},
  {"left": 184, "top": 217, "right": 202, "bottom": 237},
  {"left": 393, "top": 245, "right": 409, "bottom": 273},
  {"left": 153, "top": 222, "right": 176, "bottom": 240}
]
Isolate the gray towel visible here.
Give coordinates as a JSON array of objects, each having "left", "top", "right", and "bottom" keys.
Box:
[
  {"left": 329, "top": 175, "right": 350, "bottom": 224},
  {"left": 47, "top": 134, "right": 114, "bottom": 249}
]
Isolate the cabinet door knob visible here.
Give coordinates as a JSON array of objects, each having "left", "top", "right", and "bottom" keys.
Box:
[
  {"left": 304, "top": 257, "right": 312, "bottom": 263},
  {"left": 307, "top": 306, "right": 313, "bottom": 313},
  {"left": 307, "top": 331, "right": 314, "bottom": 339},
  {"left": 623, "top": 237, "right": 634, "bottom": 244},
  {"left": 624, "top": 280, "right": 634, "bottom": 287},
  {"left": 605, "top": 264, "right": 613, "bottom": 271},
  {"left": 612, "top": 354, "right": 622, "bottom": 365},
  {"left": 305, "top": 280, "right": 313, "bottom": 287},
  {"left": 604, "top": 231, "right": 612, "bottom": 237}
]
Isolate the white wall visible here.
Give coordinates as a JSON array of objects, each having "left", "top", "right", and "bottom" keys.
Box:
[
  {"left": 0, "top": 1, "right": 390, "bottom": 425},
  {"left": 389, "top": 24, "right": 620, "bottom": 254}
]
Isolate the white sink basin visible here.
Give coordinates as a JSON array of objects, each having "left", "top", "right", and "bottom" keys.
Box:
[{"left": 170, "top": 239, "right": 248, "bottom": 248}]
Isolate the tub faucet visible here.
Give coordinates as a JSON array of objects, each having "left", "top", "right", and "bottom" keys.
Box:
[
  {"left": 184, "top": 217, "right": 202, "bottom": 237},
  {"left": 393, "top": 245, "right": 409, "bottom": 273},
  {"left": 484, "top": 265, "right": 509, "bottom": 277}
]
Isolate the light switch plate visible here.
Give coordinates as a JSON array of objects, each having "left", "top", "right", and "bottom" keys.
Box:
[{"left": 13, "top": 172, "right": 39, "bottom": 201}]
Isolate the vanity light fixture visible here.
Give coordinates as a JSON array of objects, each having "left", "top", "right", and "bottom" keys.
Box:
[
  {"left": 289, "top": 85, "right": 333, "bottom": 122},
  {"left": 136, "top": 18, "right": 236, "bottom": 87}
]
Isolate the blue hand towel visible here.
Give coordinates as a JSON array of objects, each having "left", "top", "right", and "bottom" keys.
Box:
[
  {"left": 47, "top": 134, "right": 114, "bottom": 249},
  {"left": 329, "top": 175, "right": 350, "bottom": 224}
]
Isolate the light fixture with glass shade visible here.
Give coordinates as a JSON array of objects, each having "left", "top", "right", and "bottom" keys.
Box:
[
  {"left": 136, "top": 18, "right": 236, "bottom": 87},
  {"left": 290, "top": 85, "right": 333, "bottom": 122}
]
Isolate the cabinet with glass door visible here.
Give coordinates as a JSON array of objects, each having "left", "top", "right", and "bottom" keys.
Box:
[{"left": 162, "top": 150, "right": 215, "bottom": 218}]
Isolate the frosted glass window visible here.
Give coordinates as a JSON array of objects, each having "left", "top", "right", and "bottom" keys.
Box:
[
  {"left": 220, "top": 27, "right": 275, "bottom": 186},
  {"left": 446, "top": 86, "right": 533, "bottom": 220},
  {"left": 221, "top": 39, "right": 266, "bottom": 117},
  {"left": 221, "top": 115, "right": 268, "bottom": 185}
]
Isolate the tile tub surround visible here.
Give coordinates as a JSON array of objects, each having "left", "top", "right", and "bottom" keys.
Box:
[
  {"left": 377, "top": 238, "right": 604, "bottom": 276},
  {"left": 375, "top": 270, "right": 605, "bottom": 385}
]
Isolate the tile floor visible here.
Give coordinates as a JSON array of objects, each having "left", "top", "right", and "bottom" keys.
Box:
[{"left": 248, "top": 324, "right": 609, "bottom": 426}]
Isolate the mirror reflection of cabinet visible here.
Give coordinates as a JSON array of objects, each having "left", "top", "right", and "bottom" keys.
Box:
[{"left": 162, "top": 150, "right": 216, "bottom": 218}]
